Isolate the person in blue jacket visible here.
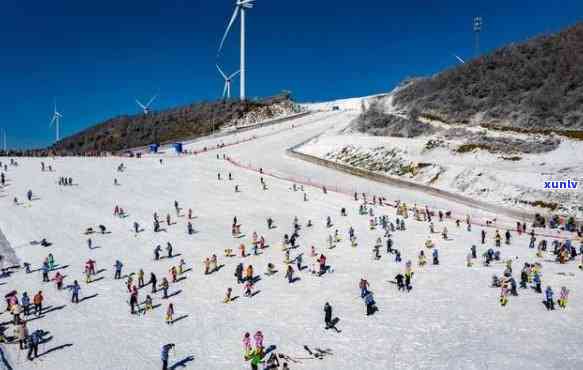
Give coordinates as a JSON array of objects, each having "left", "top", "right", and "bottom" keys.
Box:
[
  {"left": 27, "top": 330, "right": 41, "bottom": 360},
  {"left": 41, "top": 263, "right": 49, "bottom": 282},
  {"left": 161, "top": 343, "right": 175, "bottom": 370},
  {"left": 432, "top": 249, "right": 439, "bottom": 265},
  {"left": 21, "top": 292, "right": 31, "bottom": 316},
  {"left": 532, "top": 272, "right": 542, "bottom": 293},
  {"left": 70, "top": 280, "right": 81, "bottom": 304},
  {"left": 114, "top": 260, "right": 123, "bottom": 280},
  {"left": 364, "top": 291, "right": 377, "bottom": 316},
  {"left": 545, "top": 286, "right": 555, "bottom": 310}
]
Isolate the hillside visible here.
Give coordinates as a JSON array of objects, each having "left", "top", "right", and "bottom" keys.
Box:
[
  {"left": 394, "top": 22, "right": 583, "bottom": 132},
  {"left": 50, "top": 93, "right": 297, "bottom": 154}
]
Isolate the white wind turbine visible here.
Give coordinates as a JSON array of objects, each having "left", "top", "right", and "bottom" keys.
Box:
[
  {"left": 217, "top": 64, "right": 240, "bottom": 100},
  {"left": 218, "top": 0, "right": 255, "bottom": 100},
  {"left": 50, "top": 101, "right": 63, "bottom": 142},
  {"left": 454, "top": 54, "right": 466, "bottom": 64},
  {"left": 136, "top": 94, "right": 158, "bottom": 115}
]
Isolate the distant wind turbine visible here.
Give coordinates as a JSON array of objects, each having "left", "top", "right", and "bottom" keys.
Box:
[
  {"left": 49, "top": 101, "right": 63, "bottom": 142},
  {"left": 454, "top": 54, "right": 466, "bottom": 64},
  {"left": 218, "top": 0, "right": 256, "bottom": 100},
  {"left": 136, "top": 95, "right": 158, "bottom": 115},
  {"left": 217, "top": 64, "right": 240, "bottom": 100}
]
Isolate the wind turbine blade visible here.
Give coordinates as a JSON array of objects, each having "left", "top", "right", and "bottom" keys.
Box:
[
  {"left": 50, "top": 115, "right": 56, "bottom": 127},
  {"left": 136, "top": 99, "right": 146, "bottom": 109},
  {"left": 223, "top": 83, "right": 228, "bottom": 99},
  {"left": 146, "top": 94, "right": 158, "bottom": 108},
  {"left": 216, "top": 64, "right": 228, "bottom": 80},
  {"left": 454, "top": 54, "right": 466, "bottom": 64},
  {"left": 228, "top": 70, "right": 241, "bottom": 79},
  {"left": 218, "top": 6, "right": 240, "bottom": 54}
]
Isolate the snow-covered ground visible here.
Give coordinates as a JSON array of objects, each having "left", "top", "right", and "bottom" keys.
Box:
[
  {"left": 298, "top": 95, "right": 583, "bottom": 219},
  {"left": 0, "top": 112, "right": 582, "bottom": 370}
]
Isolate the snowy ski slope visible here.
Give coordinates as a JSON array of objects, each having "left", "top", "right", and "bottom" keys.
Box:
[{"left": 0, "top": 111, "right": 582, "bottom": 370}]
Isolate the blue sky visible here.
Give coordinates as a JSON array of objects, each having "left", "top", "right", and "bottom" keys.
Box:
[{"left": 1, "top": 0, "right": 582, "bottom": 148}]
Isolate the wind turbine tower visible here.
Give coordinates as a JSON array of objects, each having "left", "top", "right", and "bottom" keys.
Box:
[
  {"left": 50, "top": 101, "right": 63, "bottom": 142},
  {"left": 218, "top": 0, "right": 256, "bottom": 101}
]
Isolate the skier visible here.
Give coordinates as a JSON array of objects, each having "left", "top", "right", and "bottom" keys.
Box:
[
  {"left": 170, "top": 266, "right": 177, "bottom": 283},
  {"left": 52, "top": 271, "right": 64, "bottom": 290},
  {"left": 161, "top": 343, "right": 175, "bottom": 370},
  {"left": 138, "top": 269, "right": 145, "bottom": 287},
  {"left": 160, "top": 278, "right": 169, "bottom": 299},
  {"left": 224, "top": 287, "right": 233, "bottom": 303},
  {"left": 386, "top": 237, "right": 393, "bottom": 254},
  {"left": 253, "top": 331, "right": 264, "bottom": 350},
  {"left": 245, "top": 265, "right": 254, "bottom": 282},
  {"left": 144, "top": 295, "right": 153, "bottom": 313},
  {"left": 33, "top": 291, "right": 43, "bottom": 316},
  {"left": 154, "top": 245, "right": 162, "bottom": 260},
  {"left": 326, "top": 216, "right": 332, "bottom": 228},
  {"left": 242, "top": 332, "right": 252, "bottom": 353},
  {"left": 285, "top": 265, "right": 295, "bottom": 283},
  {"left": 359, "top": 278, "right": 370, "bottom": 298},
  {"left": 16, "top": 321, "right": 28, "bottom": 350},
  {"left": 364, "top": 291, "right": 377, "bottom": 316},
  {"left": 27, "top": 329, "right": 41, "bottom": 361},
  {"left": 165, "top": 303, "right": 174, "bottom": 324},
  {"left": 395, "top": 250, "right": 402, "bottom": 263},
  {"left": 21, "top": 292, "right": 31, "bottom": 316},
  {"left": 150, "top": 272, "right": 158, "bottom": 293},
  {"left": 71, "top": 280, "right": 81, "bottom": 303},
  {"left": 395, "top": 273, "right": 405, "bottom": 291},
  {"left": 324, "top": 302, "right": 332, "bottom": 328},
  {"left": 235, "top": 263, "right": 244, "bottom": 284},
  {"left": 166, "top": 242, "right": 173, "bottom": 258},
  {"left": 545, "top": 286, "right": 555, "bottom": 310},
  {"left": 41, "top": 262, "right": 49, "bottom": 282},
  {"left": 130, "top": 288, "right": 138, "bottom": 314},
  {"left": 243, "top": 280, "right": 254, "bottom": 297},
  {"left": 432, "top": 249, "right": 439, "bottom": 265},
  {"left": 533, "top": 272, "right": 542, "bottom": 293},
  {"left": 481, "top": 230, "right": 486, "bottom": 244},
  {"left": 114, "top": 260, "right": 123, "bottom": 279},
  {"left": 558, "top": 286, "right": 569, "bottom": 309},
  {"left": 318, "top": 254, "right": 327, "bottom": 276}
]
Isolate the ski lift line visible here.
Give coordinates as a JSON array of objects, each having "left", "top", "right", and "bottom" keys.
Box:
[{"left": 225, "top": 156, "right": 579, "bottom": 241}]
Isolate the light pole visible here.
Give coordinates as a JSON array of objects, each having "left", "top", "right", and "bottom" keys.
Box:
[{"left": 474, "top": 16, "right": 482, "bottom": 58}]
